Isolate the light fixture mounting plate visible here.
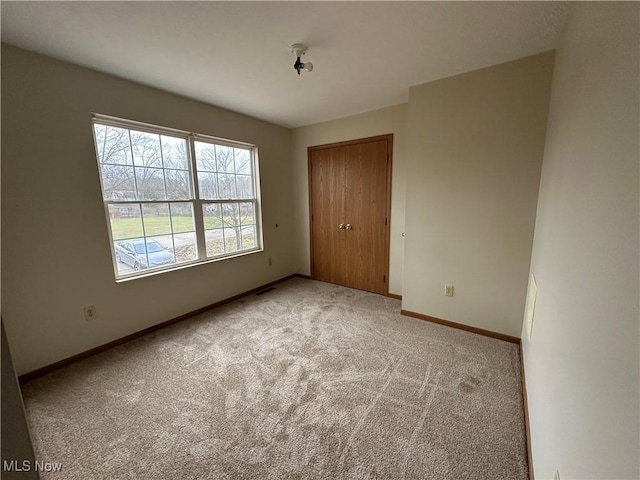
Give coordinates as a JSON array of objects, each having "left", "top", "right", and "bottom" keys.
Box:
[{"left": 290, "top": 43, "right": 308, "bottom": 57}]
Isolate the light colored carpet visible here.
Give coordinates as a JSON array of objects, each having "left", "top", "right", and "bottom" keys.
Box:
[{"left": 22, "top": 278, "right": 528, "bottom": 479}]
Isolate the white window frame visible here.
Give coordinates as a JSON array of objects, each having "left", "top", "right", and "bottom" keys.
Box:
[{"left": 91, "top": 114, "right": 264, "bottom": 281}]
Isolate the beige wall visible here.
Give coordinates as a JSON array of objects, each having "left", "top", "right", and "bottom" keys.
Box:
[
  {"left": 1, "top": 45, "right": 296, "bottom": 375},
  {"left": 291, "top": 105, "right": 407, "bottom": 295},
  {"left": 403, "top": 52, "right": 554, "bottom": 338},
  {"left": 522, "top": 3, "right": 639, "bottom": 479}
]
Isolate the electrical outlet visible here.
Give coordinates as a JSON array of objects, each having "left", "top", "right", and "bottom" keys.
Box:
[
  {"left": 445, "top": 285, "right": 454, "bottom": 297},
  {"left": 84, "top": 306, "right": 97, "bottom": 321},
  {"left": 555, "top": 470, "right": 560, "bottom": 480}
]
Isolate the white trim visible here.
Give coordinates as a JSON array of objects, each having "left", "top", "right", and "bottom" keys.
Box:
[
  {"left": 192, "top": 133, "right": 255, "bottom": 149},
  {"left": 92, "top": 113, "right": 256, "bottom": 149},
  {"left": 92, "top": 113, "right": 191, "bottom": 138},
  {"left": 114, "top": 247, "right": 263, "bottom": 283}
]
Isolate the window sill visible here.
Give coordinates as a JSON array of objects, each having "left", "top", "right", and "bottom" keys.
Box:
[{"left": 114, "top": 247, "right": 264, "bottom": 283}]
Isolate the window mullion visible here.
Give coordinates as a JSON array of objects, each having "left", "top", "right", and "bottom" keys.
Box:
[
  {"left": 137, "top": 202, "right": 149, "bottom": 269},
  {"left": 158, "top": 134, "right": 169, "bottom": 201},
  {"left": 128, "top": 130, "right": 140, "bottom": 200},
  {"left": 190, "top": 136, "right": 207, "bottom": 261}
]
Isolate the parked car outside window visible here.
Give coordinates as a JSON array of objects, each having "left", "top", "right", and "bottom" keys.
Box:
[{"left": 115, "top": 238, "right": 175, "bottom": 271}]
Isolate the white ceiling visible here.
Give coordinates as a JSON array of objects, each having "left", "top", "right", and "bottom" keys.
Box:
[{"left": 1, "top": 1, "right": 568, "bottom": 128}]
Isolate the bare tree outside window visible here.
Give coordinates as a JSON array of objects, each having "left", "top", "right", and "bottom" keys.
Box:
[{"left": 194, "top": 140, "right": 257, "bottom": 256}]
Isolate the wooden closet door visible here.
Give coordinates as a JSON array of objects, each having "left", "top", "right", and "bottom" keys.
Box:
[
  {"left": 343, "top": 140, "right": 388, "bottom": 294},
  {"left": 309, "top": 146, "right": 347, "bottom": 286},
  {"left": 309, "top": 135, "right": 392, "bottom": 295}
]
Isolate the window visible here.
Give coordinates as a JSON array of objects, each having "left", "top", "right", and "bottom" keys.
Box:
[{"left": 92, "top": 115, "right": 262, "bottom": 279}]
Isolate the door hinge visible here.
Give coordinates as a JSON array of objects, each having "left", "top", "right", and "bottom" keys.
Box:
[{"left": 383, "top": 275, "right": 386, "bottom": 283}]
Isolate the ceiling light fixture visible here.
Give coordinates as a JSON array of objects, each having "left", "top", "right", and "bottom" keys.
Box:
[{"left": 290, "top": 43, "right": 313, "bottom": 75}]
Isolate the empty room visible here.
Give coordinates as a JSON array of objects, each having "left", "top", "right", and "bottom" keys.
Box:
[{"left": 1, "top": 2, "right": 638, "bottom": 479}]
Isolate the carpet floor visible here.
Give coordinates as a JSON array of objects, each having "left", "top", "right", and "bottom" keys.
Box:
[{"left": 22, "top": 278, "right": 528, "bottom": 479}]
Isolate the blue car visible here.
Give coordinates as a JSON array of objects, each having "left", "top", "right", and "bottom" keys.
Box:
[{"left": 115, "top": 238, "right": 175, "bottom": 271}]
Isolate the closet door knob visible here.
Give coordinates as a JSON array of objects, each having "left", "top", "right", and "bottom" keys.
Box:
[
  {"left": 346, "top": 224, "right": 353, "bottom": 230},
  {"left": 339, "top": 223, "right": 345, "bottom": 229}
]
